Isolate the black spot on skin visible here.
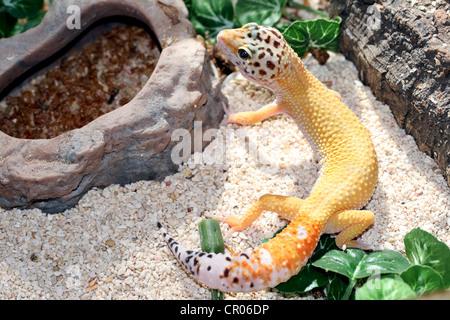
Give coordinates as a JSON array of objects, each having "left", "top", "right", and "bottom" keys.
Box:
[
  {"left": 270, "top": 74, "right": 275, "bottom": 79},
  {"left": 269, "top": 29, "right": 280, "bottom": 38},
  {"left": 240, "top": 253, "right": 250, "bottom": 259},
  {"left": 258, "top": 52, "right": 265, "bottom": 59},
  {"left": 223, "top": 268, "right": 230, "bottom": 278},
  {"left": 264, "top": 36, "right": 271, "bottom": 44},
  {"left": 266, "top": 61, "right": 275, "bottom": 70},
  {"left": 259, "top": 69, "right": 267, "bottom": 76},
  {"left": 273, "top": 40, "right": 280, "bottom": 48},
  {"left": 225, "top": 256, "right": 232, "bottom": 262},
  {"left": 250, "top": 282, "right": 254, "bottom": 288},
  {"left": 193, "top": 258, "right": 199, "bottom": 266},
  {"left": 207, "top": 254, "right": 213, "bottom": 258},
  {"left": 185, "top": 255, "right": 193, "bottom": 264},
  {"left": 174, "top": 246, "right": 178, "bottom": 253},
  {"left": 207, "top": 266, "right": 212, "bottom": 271},
  {"left": 233, "top": 277, "right": 239, "bottom": 284},
  {"left": 247, "top": 32, "right": 252, "bottom": 38},
  {"left": 199, "top": 252, "right": 206, "bottom": 257},
  {"left": 254, "top": 61, "right": 260, "bottom": 67},
  {"left": 256, "top": 33, "right": 262, "bottom": 41},
  {"left": 267, "top": 48, "right": 274, "bottom": 56},
  {"left": 157, "top": 222, "right": 162, "bottom": 229}
]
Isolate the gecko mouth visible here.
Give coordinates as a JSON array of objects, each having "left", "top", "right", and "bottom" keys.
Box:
[{"left": 217, "top": 30, "right": 232, "bottom": 53}]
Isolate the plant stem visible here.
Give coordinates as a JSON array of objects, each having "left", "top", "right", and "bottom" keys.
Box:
[
  {"left": 287, "top": 0, "right": 329, "bottom": 18},
  {"left": 282, "top": 9, "right": 301, "bottom": 21},
  {"left": 198, "top": 219, "right": 225, "bottom": 300},
  {"left": 342, "top": 279, "right": 356, "bottom": 300},
  {"left": 211, "top": 289, "right": 224, "bottom": 300}
]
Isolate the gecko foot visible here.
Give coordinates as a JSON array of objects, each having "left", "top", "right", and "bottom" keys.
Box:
[
  {"left": 220, "top": 103, "right": 239, "bottom": 126},
  {"left": 339, "top": 240, "right": 372, "bottom": 251}
]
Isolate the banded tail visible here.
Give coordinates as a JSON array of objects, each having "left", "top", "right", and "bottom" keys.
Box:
[{"left": 157, "top": 214, "right": 320, "bottom": 292}]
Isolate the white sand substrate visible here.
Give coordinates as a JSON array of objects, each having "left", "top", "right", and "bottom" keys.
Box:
[{"left": 0, "top": 53, "right": 448, "bottom": 299}]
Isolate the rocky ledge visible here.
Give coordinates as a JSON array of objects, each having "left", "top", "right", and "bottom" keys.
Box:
[{"left": 0, "top": 0, "right": 227, "bottom": 213}]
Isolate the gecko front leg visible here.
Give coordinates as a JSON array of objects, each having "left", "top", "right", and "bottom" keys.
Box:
[{"left": 224, "top": 102, "right": 284, "bottom": 126}]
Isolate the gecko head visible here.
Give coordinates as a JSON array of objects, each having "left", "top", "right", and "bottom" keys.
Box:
[{"left": 217, "top": 23, "right": 293, "bottom": 88}]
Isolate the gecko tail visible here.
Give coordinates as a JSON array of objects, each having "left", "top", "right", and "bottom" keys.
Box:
[
  {"left": 157, "top": 221, "right": 263, "bottom": 292},
  {"left": 157, "top": 216, "right": 320, "bottom": 293}
]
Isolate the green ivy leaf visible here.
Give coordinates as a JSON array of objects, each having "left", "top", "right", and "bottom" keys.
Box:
[
  {"left": 282, "top": 17, "right": 341, "bottom": 57},
  {"left": 400, "top": 265, "right": 445, "bottom": 296},
  {"left": 275, "top": 23, "right": 290, "bottom": 34},
  {"left": 2, "top": 9, "right": 46, "bottom": 38},
  {"left": 0, "top": 8, "right": 17, "bottom": 38},
  {"left": 236, "top": 0, "right": 288, "bottom": 27},
  {"left": 326, "top": 274, "right": 351, "bottom": 300},
  {"left": 355, "top": 276, "right": 417, "bottom": 300},
  {"left": 313, "top": 249, "right": 410, "bottom": 281},
  {"left": 346, "top": 247, "right": 367, "bottom": 262},
  {"left": 312, "top": 249, "right": 365, "bottom": 279},
  {"left": 22, "top": 10, "right": 46, "bottom": 32},
  {"left": 190, "top": 0, "right": 235, "bottom": 43},
  {"left": 275, "top": 263, "right": 328, "bottom": 293},
  {"left": 3, "top": 0, "right": 43, "bottom": 19},
  {"left": 7, "top": 21, "right": 26, "bottom": 37},
  {"left": 404, "top": 228, "right": 450, "bottom": 288},
  {"left": 354, "top": 250, "right": 411, "bottom": 279},
  {"left": 183, "top": 0, "right": 193, "bottom": 12},
  {"left": 310, "top": 234, "right": 338, "bottom": 262}
]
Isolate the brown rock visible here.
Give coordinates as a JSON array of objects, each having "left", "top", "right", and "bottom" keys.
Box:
[{"left": 0, "top": 0, "right": 227, "bottom": 213}]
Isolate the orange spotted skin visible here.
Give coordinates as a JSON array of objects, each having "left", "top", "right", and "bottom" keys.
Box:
[{"left": 158, "top": 23, "right": 378, "bottom": 293}]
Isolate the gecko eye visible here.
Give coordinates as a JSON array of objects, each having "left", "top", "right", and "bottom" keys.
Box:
[{"left": 237, "top": 47, "right": 252, "bottom": 60}]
